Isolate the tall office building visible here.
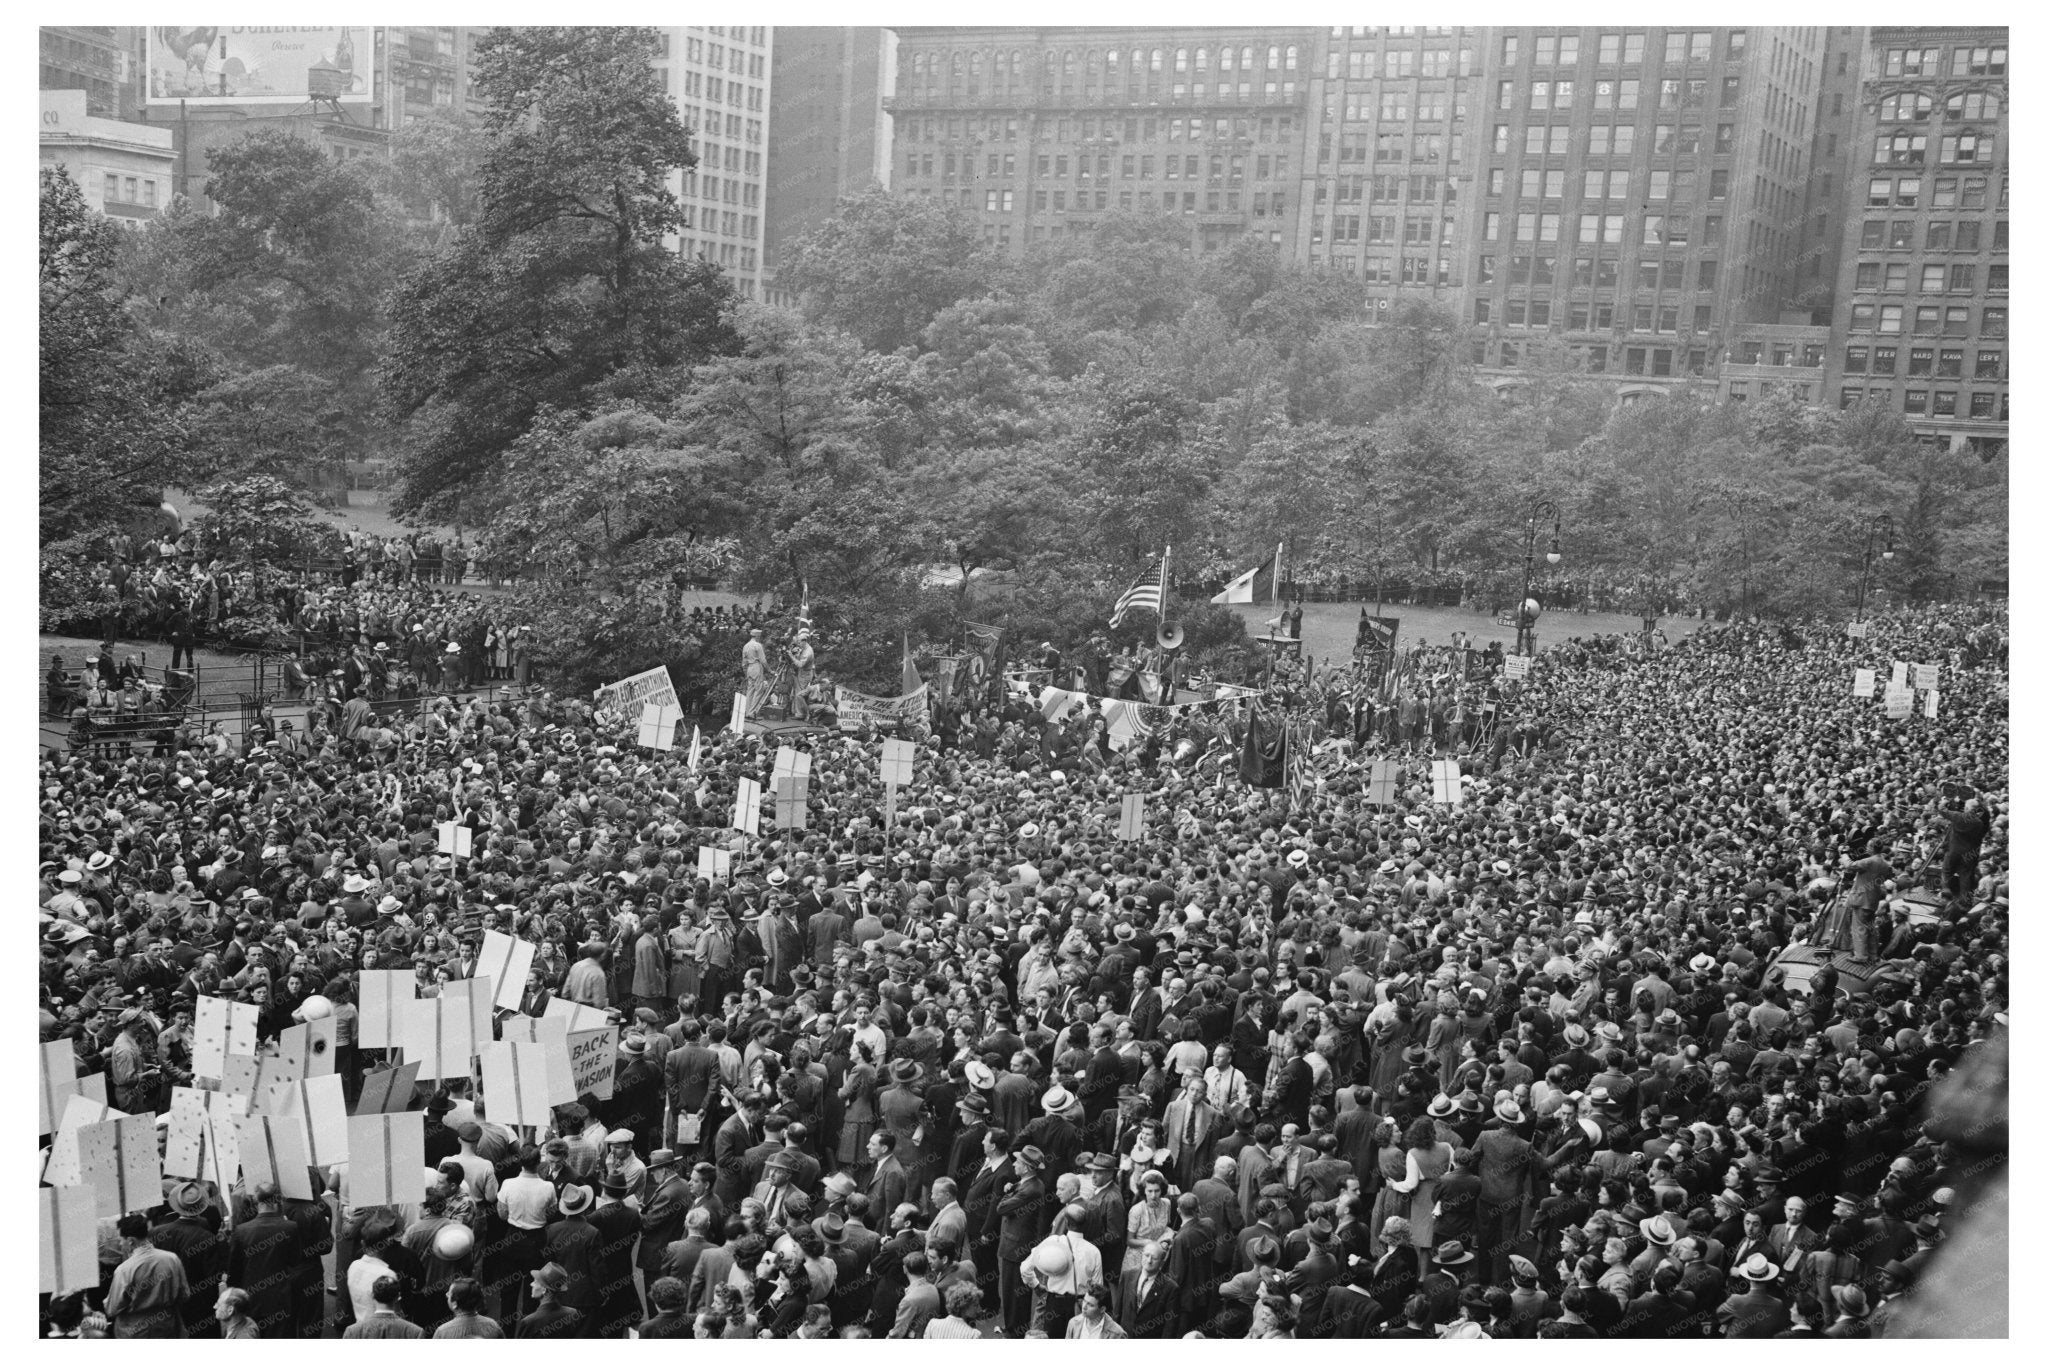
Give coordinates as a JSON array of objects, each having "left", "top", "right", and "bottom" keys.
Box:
[
  {"left": 886, "top": 27, "right": 1319, "bottom": 256},
  {"left": 1297, "top": 27, "right": 1482, "bottom": 314},
  {"left": 660, "top": 25, "right": 773, "bottom": 299},
  {"left": 766, "top": 27, "right": 896, "bottom": 273},
  {"left": 1823, "top": 29, "right": 2007, "bottom": 455},
  {"left": 1461, "top": 27, "right": 1829, "bottom": 389},
  {"left": 40, "top": 27, "right": 134, "bottom": 119}
]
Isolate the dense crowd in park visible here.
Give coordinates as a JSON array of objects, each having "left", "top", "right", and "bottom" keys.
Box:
[{"left": 37, "top": 599, "right": 2006, "bottom": 1339}]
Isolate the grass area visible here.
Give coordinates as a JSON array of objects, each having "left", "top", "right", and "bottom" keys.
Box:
[{"left": 1220, "top": 597, "right": 1701, "bottom": 668}]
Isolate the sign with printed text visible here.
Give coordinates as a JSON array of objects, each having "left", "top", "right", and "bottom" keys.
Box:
[
  {"left": 347, "top": 1112, "right": 426, "bottom": 1208},
  {"left": 437, "top": 821, "right": 474, "bottom": 859},
  {"left": 164, "top": 1086, "right": 247, "bottom": 1181},
  {"left": 732, "top": 776, "right": 762, "bottom": 835},
  {"left": 40, "top": 1185, "right": 98, "bottom": 1296},
  {"left": 835, "top": 683, "right": 930, "bottom": 733},
  {"left": 479, "top": 1040, "right": 555, "bottom": 1128},
  {"left": 358, "top": 970, "right": 416, "bottom": 1050},
  {"left": 500, "top": 1015, "right": 576, "bottom": 1107},
  {"left": 193, "top": 995, "right": 257, "bottom": 1080},
  {"left": 1924, "top": 688, "right": 1940, "bottom": 718},
  {"left": 353, "top": 1061, "right": 420, "bottom": 1117},
  {"left": 1852, "top": 668, "right": 1876, "bottom": 698},
  {"left": 1431, "top": 758, "right": 1465, "bottom": 805},
  {"left": 78, "top": 1114, "right": 160, "bottom": 1217},
  {"left": 639, "top": 701, "right": 681, "bottom": 751},
  {"left": 1847, "top": 620, "right": 1868, "bottom": 639},
  {"left": 1117, "top": 792, "right": 1146, "bottom": 841},
  {"left": 1890, "top": 661, "right": 1909, "bottom": 690},
  {"left": 39, "top": 1038, "right": 77, "bottom": 1137},
  {"left": 474, "top": 930, "right": 537, "bottom": 1012},
  {"left": 1911, "top": 662, "right": 1941, "bottom": 691},
  {"left": 594, "top": 664, "right": 681, "bottom": 715},
  {"left": 1884, "top": 687, "right": 1913, "bottom": 719},
  {"left": 1503, "top": 654, "right": 1532, "bottom": 682},
  {"left": 569, "top": 1028, "right": 618, "bottom": 1101}
]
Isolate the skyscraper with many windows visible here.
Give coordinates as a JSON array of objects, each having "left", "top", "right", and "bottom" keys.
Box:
[
  {"left": 886, "top": 28, "right": 1318, "bottom": 255},
  {"left": 660, "top": 25, "right": 773, "bottom": 298},
  {"left": 1823, "top": 28, "right": 2007, "bottom": 455}
]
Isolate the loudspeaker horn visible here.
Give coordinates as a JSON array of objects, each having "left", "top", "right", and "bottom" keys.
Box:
[{"left": 1156, "top": 621, "right": 1186, "bottom": 650}]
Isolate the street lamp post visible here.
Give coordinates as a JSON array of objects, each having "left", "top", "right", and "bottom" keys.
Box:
[
  {"left": 1854, "top": 513, "right": 1896, "bottom": 623},
  {"left": 1517, "top": 499, "right": 1562, "bottom": 657}
]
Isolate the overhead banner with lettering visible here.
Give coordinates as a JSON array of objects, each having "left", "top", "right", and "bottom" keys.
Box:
[
  {"left": 594, "top": 664, "right": 681, "bottom": 715},
  {"left": 834, "top": 683, "right": 929, "bottom": 733}
]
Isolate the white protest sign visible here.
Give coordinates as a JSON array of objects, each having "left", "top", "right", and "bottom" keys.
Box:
[
  {"left": 569, "top": 1028, "right": 618, "bottom": 1101},
  {"left": 1431, "top": 759, "right": 1465, "bottom": 804},
  {"left": 593, "top": 664, "right": 681, "bottom": 715},
  {"left": 685, "top": 725, "right": 703, "bottom": 771},
  {"left": 474, "top": 930, "right": 537, "bottom": 1013},
  {"left": 192, "top": 995, "right": 257, "bottom": 1080},
  {"left": 696, "top": 846, "right": 732, "bottom": 881},
  {"left": 1367, "top": 758, "right": 1400, "bottom": 807},
  {"left": 358, "top": 970, "right": 417, "bottom": 1050},
  {"left": 441, "top": 976, "right": 496, "bottom": 1049},
  {"left": 43, "top": 1092, "right": 122, "bottom": 1187},
  {"left": 40, "top": 1185, "right": 98, "bottom": 1296},
  {"left": 1852, "top": 668, "right": 1876, "bottom": 698},
  {"left": 732, "top": 776, "right": 762, "bottom": 835},
  {"left": 729, "top": 691, "right": 749, "bottom": 735},
  {"left": 353, "top": 1061, "right": 421, "bottom": 1117},
  {"left": 1890, "top": 661, "right": 1909, "bottom": 690},
  {"left": 638, "top": 701, "right": 681, "bottom": 751},
  {"left": 544, "top": 996, "right": 612, "bottom": 1033},
  {"left": 402, "top": 993, "right": 484, "bottom": 1081},
  {"left": 248, "top": 1050, "right": 305, "bottom": 1115},
  {"left": 164, "top": 1086, "right": 248, "bottom": 1181},
  {"left": 221, "top": 1052, "right": 262, "bottom": 1106},
  {"left": 479, "top": 1040, "right": 555, "bottom": 1128},
  {"left": 77, "top": 1072, "right": 107, "bottom": 1106},
  {"left": 347, "top": 1112, "right": 427, "bottom": 1208},
  {"left": 278, "top": 1015, "right": 338, "bottom": 1078},
  {"left": 1924, "top": 689, "right": 1940, "bottom": 718},
  {"left": 774, "top": 773, "right": 809, "bottom": 831},
  {"left": 1911, "top": 662, "right": 1941, "bottom": 691},
  {"left": 1884, "top": 688, "right": 1913, "bottom": 719},
  {"left": 270, "top": 1073, "right": 351, "bottom": 1169},
  {"left": 1504, "top": 654, "right": 1532, "bottom": 682},
  {"left": 437, "top": 821, "right": 474, "bottom": 859},
  {"left": 880, "top": 737, "right": 916, "bottom": 788},
  {"left": 1117, "top": 793, "right": 1146, "bottom": 841},
  {"left": 1847, "top": 620, "right": 1868, "bottom": 639},
  {"left": 78, "top": 1113, "right": 160, "bottom": 1217},
  {"left": 500, "top": 1014, "right": 577, "bottom": 1107},
  {"left": 39, "top": 1038, "right": 78, "bottom": 1137},
  {"left": 238, "top": 1113, "right": 315, "bottom": 1201}
]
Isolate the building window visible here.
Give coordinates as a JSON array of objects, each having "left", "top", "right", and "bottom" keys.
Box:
[
  {"left": 1932, "top": 391, "right": 1957, "bottom": 417},
  {"left": 1839, "top": 386, "right": 1863, "bottom": 409},
  {"left": 1903, "top": 389, "right": 1927, "bottom": 415},
  {"left": 1845, "top": 345, "right": 1870, "bottom": 374},
  {"left": 1873, "top": 345, "right": 1899, "bottom": 376},
  {"left": 1879, "top": 304, "right": 1903, "bottom": 334},
  {"left": 1969, "top": 392, "right": 1998, "bottom": 419}
]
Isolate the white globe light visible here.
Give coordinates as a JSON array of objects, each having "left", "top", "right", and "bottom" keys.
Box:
[{"left": 295, "top": 994, "right": 334, "bottom": 1021}]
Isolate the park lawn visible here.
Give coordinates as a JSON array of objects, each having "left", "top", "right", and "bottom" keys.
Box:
[{"left": 1220, "top": 598, "right": 1701, "bottom": 672}]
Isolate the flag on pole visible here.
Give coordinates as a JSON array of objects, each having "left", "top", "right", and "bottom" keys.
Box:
[
  {"left": 1238, "top": 705, "right": 1287, "bottom": 787},
  {"left": 1212, "top": 543, "right": 1285, "bottom": 604},
  {"left": 1110, "top": 550, "right": 1169, "bottom": 628}
]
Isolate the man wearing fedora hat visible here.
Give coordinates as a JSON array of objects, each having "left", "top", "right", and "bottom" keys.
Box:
[
  {"left": 996, "top": 1143, "right": 1050, "bottom": 1335},
  {"left": 542, "top": 1181, "right": 604, "bottom": 1326},
  {"left": 1718, "top": 1253, "right": 1791, "bottom": 1337}
]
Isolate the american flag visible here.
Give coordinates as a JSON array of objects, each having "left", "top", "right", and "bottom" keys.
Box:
[{"left": 1110, "top": 554, "right": 1167, "bottom": 628}]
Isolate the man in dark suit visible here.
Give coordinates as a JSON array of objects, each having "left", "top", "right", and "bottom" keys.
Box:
[
  {"left": 542, "top": 1183, "right": 604, "bottom": 1324},
  {"left": 663, "top": 1021, "right": 720, "bottom": 1156},
  {"left": 224, "top": 1182, "right": 310, "bottom": 1339},
  {"left": 1164, "top": 1190, "right": 1221, "bottom": 1332},
  {"left": 636, "top": 1149, "right": 690, "bottom": 1294},
  {"left": 1117, "top": 1239, "right": 1180, "bottom": 1338},
  {"left": 1191, "top": 1154, "right": 1244, "bottom": 1256},
  {"left": 947, "top": 1092, "right": 992, "bottom": 1187},
  {"left": 1717, "top": 1255, "right": 1792, "bottom": 1338},
  {"left": 712, "top": 1091, "right": 764, "bottom": 1206},
  {"left": 963, "top": 1129, "right": 1012, "bottom": 1309},
  {"left": 996, "top": 1144, "right": 1049, "bottom": 1337},
  {"left": 866, "top": 1131, "right": 910, "bottom": 1219},
  {"left": 1163, "top": 1076, "right": 1224, "bottom": 1189}
]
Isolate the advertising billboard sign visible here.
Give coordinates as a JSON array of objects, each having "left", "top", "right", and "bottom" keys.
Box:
[{"left": 147, "top": 27, "right": 373, "bottom": 104}]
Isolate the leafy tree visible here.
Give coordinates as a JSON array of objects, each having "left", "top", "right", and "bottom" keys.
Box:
[
  {"left": 188, "top": 474, "right": 327, "bottom": 563},
  {"left": 382, "top": 25, "right": 736, "bottom": 517},
  {"left": 40, "top": 166, "right": 198, "bottom": 542},
  {"left": 775, "top": 187, "right": 999, "bottom": 354}
]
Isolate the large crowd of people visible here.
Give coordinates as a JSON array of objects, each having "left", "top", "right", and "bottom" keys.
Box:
[{"left": 36, "top": 599, "right": 2007, "bottom": 1339}]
